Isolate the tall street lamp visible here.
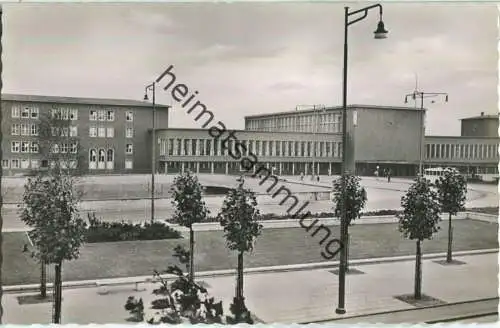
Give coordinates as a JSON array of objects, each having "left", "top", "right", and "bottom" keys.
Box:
[
  {"left": 404, "top": 91, "right": 449, "bottom": 177},
  {"left": 336, "top": 4, "right": 388, "bottom": 315},
  {"left": 144, "top": 82, "right": 156, "bottom": 223}
]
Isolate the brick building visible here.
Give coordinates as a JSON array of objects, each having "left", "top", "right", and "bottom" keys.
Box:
[{"left": 1, "top": 94, "right": 170, "bottom": 175}]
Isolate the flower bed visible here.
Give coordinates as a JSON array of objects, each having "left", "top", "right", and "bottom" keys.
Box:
[{"left": 85, "top": 213, "right": 182, "bottom": 243}]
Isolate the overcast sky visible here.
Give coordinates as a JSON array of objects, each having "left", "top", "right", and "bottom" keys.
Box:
[{"left": 4, "top": 2, "right": 498, "bottom": 135}]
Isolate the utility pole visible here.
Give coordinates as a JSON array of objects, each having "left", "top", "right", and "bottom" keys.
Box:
[{"left": 404, "top": 90, "right": 449, "bottom": 177}]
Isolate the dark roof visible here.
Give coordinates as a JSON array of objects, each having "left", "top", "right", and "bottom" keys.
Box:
[
  {"left": 1, "top": 93, "right": 171, "bottom": 109},
  {"left": 460, "top": 114, "right": 498, "bottom": 120},
  {"left": 244, "top": 104, "right": 424, "bottom": 120}
]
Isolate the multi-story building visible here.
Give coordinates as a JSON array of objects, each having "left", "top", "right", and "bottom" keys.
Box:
[
  {"left": 2, "top": 94, "right": 498, "bottom": 179},
  {"left": 1, "top": 94, "right": 170, "bottom": 176}
]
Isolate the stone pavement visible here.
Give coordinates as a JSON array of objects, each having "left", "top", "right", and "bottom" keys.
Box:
[{"left": 3, "top": 252, "right": 497, "bottom": 324}]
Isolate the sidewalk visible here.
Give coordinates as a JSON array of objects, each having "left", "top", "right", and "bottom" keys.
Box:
[{"left": 3, "top": 252, "right": 497, "bottom": 324}]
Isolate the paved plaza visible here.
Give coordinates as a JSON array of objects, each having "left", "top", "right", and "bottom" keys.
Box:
[
  {"left": 3, "top": 252, "right": 497, "bottom": 324},
  {"left": 2, "top": 174, "right": 497, "bottom": 231}
]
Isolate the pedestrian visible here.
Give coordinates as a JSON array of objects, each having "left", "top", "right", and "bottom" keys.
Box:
[{"left": 387, "top": 168, "right": 392, "bottom": 183}]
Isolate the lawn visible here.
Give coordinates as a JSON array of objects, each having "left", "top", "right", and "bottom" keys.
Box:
[{"left": 3, "top": 219, "right": 498, "bottom": 286}]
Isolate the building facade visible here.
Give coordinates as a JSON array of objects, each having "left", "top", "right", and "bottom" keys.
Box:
[
  {"left": 1, "top": 94, "right": 170, "bottom": 176},
  {"left": 2, "top": 94, "right": 497, "bottom": 179},
  {"left": 460, "top": 112, "right": 499, "bottom": 138}
]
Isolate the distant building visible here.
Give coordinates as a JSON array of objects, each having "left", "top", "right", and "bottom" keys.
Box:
[{"left": 460, "top": 112, "right": 499, "bottom": 138}]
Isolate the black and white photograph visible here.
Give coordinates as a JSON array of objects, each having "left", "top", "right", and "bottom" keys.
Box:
[{"left": 0, "top": 1, "right": 498, "bottom": 324}]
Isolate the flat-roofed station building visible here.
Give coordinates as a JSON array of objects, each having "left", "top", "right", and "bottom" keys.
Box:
[{"left": 2, "top": 94, "right": 498, "bottom": 178}]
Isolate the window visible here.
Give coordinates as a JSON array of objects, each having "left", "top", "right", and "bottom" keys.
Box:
[
  {"left": 21, "top": 124, "right": 29, "bottom": 136},
  {"left": 107, "top": 149, "right": 114, "bottom": 162},
  {"left": 89, "top": 126, "right": 97, "bottom": 137},
  {"left": 68, "top": 161, "right": 77, "bottom": 169},
  {"left": 61, "top": 127, "right": 69, "bottom": 137},
  {"left": 125, "top": 160, "right": 133, "bottom": 169},
  {"left": 11, "top": 124, "right": 19, "bottom": 135},
  {"left": 11, "top": 141, "right": 20, "bottom": 153},
  {"left": 107, "top": 127, "right": 115, "bottom": 138},
  {"left": 61, "top": 108, "right": 69, "bottom": 120},
  {"left": 30, "top": 142, "right": 39, "bottom": 153},
  {"left": 106, "top": 110, "right": 115, "bottom": 121},
  {"left": 70, "top": 126, "right": 78, "bottom": 137},
  {"left": 11, "top": 106, "right": 20, "bottom": 118},
  {"left": 98, "top": 127, "right": 106, "bottom": 138},
  {"left": 11, "top": 159, "right": 20, "bottom": 169},
  {"left": 31, "top": 124, "right": 38, "bottom": 136},
  {"left": 126, "top": 111, "right": 134, "bottom": 122},
  {"left": 31, "top": 160, "right": 39, "bottom": 169},
  {"left": 30, "top": 107, "right": 39, "bottom": 119},
  {"left": 21, "top": 159, "right": 29, "bottom": 169},
  {"left": 98, "top": 149, "right": 106, "bottom": 163},
  {"left": 21, "top": 107, "right": 30, "bottom": 118},
  {"left": 51, "top": 108, "right": 60, "bottom": 119},
  {"left": 2, "top": 160, "right": 9, "bottom": 169},
  {"left": 70, "top": 143, "right": 78, "bottom": 154},
  {"left": 89, "top": 149, "right": 97, "bottom": 163},
  {"left": 98, "top": 110, "right": 106, "bottom": 121},
  {"left": 89, "top": 110, "right": 98, "bottom": 121},
  {"left": 69, "top": 108, "right": 78, "bottom": 120},
  {"left": 21, "top": 142, "right": 30, "bottom": 153},
  {"left": 51, "top": 144, "right": 59, "bottom": 153},
  {"left": 126, "top": 144, "right": 133, "bottom": 154},
  {"left": 60, "top": 143, "right": 69, "bottom": 153},
  {"left": 126, "top": 127, "right": 134, "bottom": 138}
]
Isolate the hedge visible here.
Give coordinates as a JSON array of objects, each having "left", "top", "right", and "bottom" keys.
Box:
[
  {"left": 199, "top": 207, "right": 498, "bottom": 223},
  {"left": 85, "top": 213, "right": 182, "bottom": 243}
]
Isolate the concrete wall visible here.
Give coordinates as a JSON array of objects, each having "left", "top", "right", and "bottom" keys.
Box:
[{"left": 461, "top": 118, "right": 499, "bottom": 138}]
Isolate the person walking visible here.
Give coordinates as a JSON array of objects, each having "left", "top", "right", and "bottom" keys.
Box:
[{"left": 387, "top": 168, "right": 392, "bottom": 183}]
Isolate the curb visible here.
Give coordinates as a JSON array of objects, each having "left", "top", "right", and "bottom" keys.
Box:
[
  {"left": 4, "top": 248, "right": 497, "bottom": 293},
  {"left": 301, "top": 297, "right": 499, "bottom": 324}
]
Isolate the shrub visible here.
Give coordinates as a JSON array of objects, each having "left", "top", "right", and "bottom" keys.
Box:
[{"left": 85, "top": 213, "right": 182, "bottom": 243}]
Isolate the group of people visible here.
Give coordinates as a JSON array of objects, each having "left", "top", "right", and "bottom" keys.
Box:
[{"left": 374, "top": 165, "right": 392, "bottom": 182}]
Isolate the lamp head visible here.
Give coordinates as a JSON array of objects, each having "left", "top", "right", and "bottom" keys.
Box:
[
  {"left": 374, "top": 20, "right": 388, "bottom": 39},
  {"left": 445, "top": 95, "right": 449, "bottom": 102},
  {"left": 143, "top": 93, "right": 149, "bottom": 101},
  {"left": 404, "top": 97, "right": 408, "bottom": 104}
]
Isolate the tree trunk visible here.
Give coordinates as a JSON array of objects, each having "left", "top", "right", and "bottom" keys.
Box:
[
  {"left": 189, "top": 227, "right": 194, "bottom": 283},
  {"left": 414, "top": 240, "right": 422, "bottom": 300},
  {"left": 446, "top": 212, "right": 453, "bottom": 263},
  {"left": 345, "top": 232, "right": 350, "bottom": 272},
  {"left": 40, "top": 261, "right": 47, "bottom": 298},
  {"left": 53, "top": 262, "right": 62, "bottom": 324},
  {"left": 234, "top": 251, "right": 245, "bottom": 321}
]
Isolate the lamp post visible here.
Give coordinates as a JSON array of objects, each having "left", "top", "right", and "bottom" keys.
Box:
[
  {"left": 144, "top": 83, "right": 156, "bottom": 223},
  {"left": 404, "top": 91, "right": 448, "bottom": 177},
  {"left": 336, "top": 4, "right": 388, "bottom": 315}
]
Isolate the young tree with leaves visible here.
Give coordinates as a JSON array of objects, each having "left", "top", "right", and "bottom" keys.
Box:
[
  {"left": 20, "top": 174, "right": 87, "bottom": 323},
  {"left": 171, "top": 171, "right": 209, "bottom": 283},
  {"left": 398, "top": 178, "right": 441, "bottom": 299},
  {"left": 124, "top": 245, "right": 224, "bottom": 324},
  {"left": 435, "top": 168, "right": 467, "bottom": 263},
  {"left": 35, "top": 111, "right": 85, "bottom": 177},
  {"left": 331, "top": 174, "right": 367, "bottom": 270},
  {"left": 218, "top": 177, "right": 262, "bottom": 323}
]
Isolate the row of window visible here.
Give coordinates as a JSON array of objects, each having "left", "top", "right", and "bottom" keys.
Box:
[
  {"left": 11, "top": 106, "right": 135, "bottom": 122},
  {"left": 88, "top": 148, "right": 133, "bottom": 170},
  {"left": 1, "top": 159, "right": 77, "bottom": 170},
  {"left": 160, "top": 138, "right": 343, "bottom": 158},
  {"left": 425, "top": 143, "right": 498, "bottom": 160},
  {"left": 51, "top": 108, "right": 78, "bottom": 120},
  {"left": 12, "top": 124, "right": 38, "bottom": 136},
  {"left": 11, "top": 141, "right": 39, "bottom": 153},
  {"left": 11, "top": 106, "right": 39, "bottom": 119},
  {"left": 88, "top": 126, "right": 134, "bottom": 138},
  {"left": 246, "top": 113, "right": 343, "bottom": 133},
  {"left": 89, "top": 109, "right": 134, "bottom": 122}
]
